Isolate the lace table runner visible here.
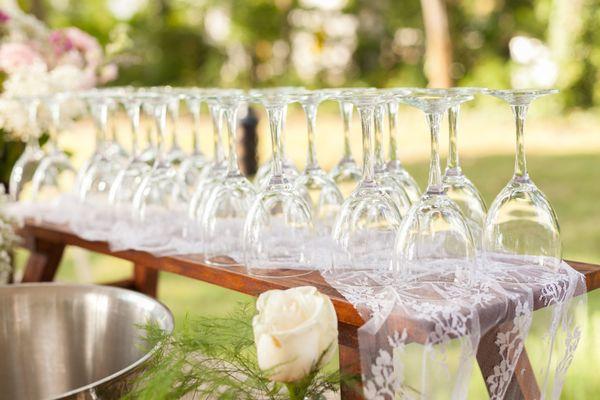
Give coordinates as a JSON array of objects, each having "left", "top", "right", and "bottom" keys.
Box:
[{"left": 6, "top": 197, "right": 587, "bottom": 399}]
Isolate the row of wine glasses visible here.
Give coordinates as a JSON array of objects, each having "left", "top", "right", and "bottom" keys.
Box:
[{"left": 4, "top": 86, "right": 561, "bottom": 279}]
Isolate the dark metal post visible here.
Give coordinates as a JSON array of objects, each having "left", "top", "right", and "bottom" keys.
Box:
[{"left": 240, "top": 106, "right": 259, "bottom": 177}]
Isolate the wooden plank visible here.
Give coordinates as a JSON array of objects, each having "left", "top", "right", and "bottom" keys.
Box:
[
  {"left": 133, "top": 263, "right": 159, "bottom": 298},
  {"left": 16, "top": 221, "right": 365, "bottom": 328},
  {"left": 21, "top": 234, "right": 65, "bottom": 282}
]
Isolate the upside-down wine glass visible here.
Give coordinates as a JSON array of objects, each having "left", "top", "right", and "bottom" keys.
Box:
[
  {"left": 441, "top": 88, "right": 488, "bottom": 249},
  {"left": 104, "top": 87, "right": 129, "bottom": 162},
  {"left": 373, "top": 100, "right": 412, "bottom": 217},
  {"left": 383, "top": 90, "right": 421, "bottom": 203},
  {"left": 77, "top": 91, "right": 122, "bottom": 204},
  {"left": 328, "top": 90, "right": 362, "bottom": 198},
  {"left": 139, "top": 98, "right": 158, "bottom": 164},
  {"left": 395, "top": 90, "right": 476, "bottom": 281},
  {"left": 185, "top": 90, "right": 229, "bottom": 239},
  {"left": 108, "top": 92, "right": 152, "bottom": 209},
  {"left": 244, "top": 91, "right": 313, "bottom": 277},
  {"left": 132, "top": 92, "right": 187, "bottom": 223},
  {"left": 483, "top": 89, "right": 561, "bottom": 269},
  {"left": 293, "top": 90, "right": 343, "bottom": 234},
  {"left": 331, "top": 90, "right": 402, "bottom": 273},
  {"left": 178, "top": 90, "right": 210, "bottom": 195},
  {"left": 8, "top": 96, "right": 44, "bottom": 201},
  {"left": 254, "top": 87, "right": 302, "bottom": 189},
  {"left": 30, "top": 93, "right": 77, "bottom": 201},
  {"left": 164, "top": 87, "right": 187, "bottom": 166},
  {"left": 200, "top": 93, "right": 256, "bottom": 266}
]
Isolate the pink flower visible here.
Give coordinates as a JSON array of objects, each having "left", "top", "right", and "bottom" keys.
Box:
[
  {"left": 63, "top": 27, "right": 102, "bottom": 66},
  {"left": 49, "top": 30, "right": 74, "bottom": 57},
  {"left": 0, "top": 10, "right": 10, "bottom": 23},
  {"left": 0, "top": 42, "right": 46, "bottom": 73}
]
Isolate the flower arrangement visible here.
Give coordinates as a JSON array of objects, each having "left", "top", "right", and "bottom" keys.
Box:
[
  {"left": 0, "top": 2, "right": 118, "bottom": 137},
  {"left": 128, "top": 286, "right": 356, "bottom": 399},
  {"left": 0, "top": 188, "right": 19, "bottom": 283}
]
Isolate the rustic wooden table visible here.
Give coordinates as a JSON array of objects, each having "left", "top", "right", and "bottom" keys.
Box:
[{"left": 16, "top": 220, "right": 600, "bottom": 400}]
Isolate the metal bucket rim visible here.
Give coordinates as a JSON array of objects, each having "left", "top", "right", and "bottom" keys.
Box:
[{"left": 1, "top": 282, "right": 174, "bottom": 400}]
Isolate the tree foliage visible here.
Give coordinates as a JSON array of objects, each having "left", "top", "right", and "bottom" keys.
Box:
[{"left": 16, "top": 0, "right": 600, "bottom": 108}]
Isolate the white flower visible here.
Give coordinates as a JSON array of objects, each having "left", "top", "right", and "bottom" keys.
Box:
[{"left": 253, "top": 286, "right": 338, "bottom": 383}]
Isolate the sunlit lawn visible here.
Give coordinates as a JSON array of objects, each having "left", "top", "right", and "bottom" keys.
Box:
[{"left": 15, "top": 148, "right": 600, "bottom": 398}]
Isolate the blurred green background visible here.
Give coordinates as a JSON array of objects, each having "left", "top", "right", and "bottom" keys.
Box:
[{"left": 9, "top": 0, "right": 600, "bottom": 398}]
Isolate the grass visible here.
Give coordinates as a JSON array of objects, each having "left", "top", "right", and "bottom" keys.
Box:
[{"left": 14, "top": 152, "right": 600, "bottom": 399}]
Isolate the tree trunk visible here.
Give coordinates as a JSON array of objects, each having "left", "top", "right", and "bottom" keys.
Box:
[
  {"left": 29, "top": 0, "right": 46, "bottom": 21},
  {"left": 547, "top": 0, "right": 585, "bottom": 88},
  {"left": 420, "top": 0, "right": 453, "bottom": 87}
]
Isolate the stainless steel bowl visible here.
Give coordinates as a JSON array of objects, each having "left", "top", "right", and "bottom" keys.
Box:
[{"left": 0, "top": 283, "right": 174, "bottom": 400}]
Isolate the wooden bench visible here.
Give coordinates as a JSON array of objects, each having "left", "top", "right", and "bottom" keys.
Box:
[{"left": 16, "top": 220, "right": 600, "bottom": 400}]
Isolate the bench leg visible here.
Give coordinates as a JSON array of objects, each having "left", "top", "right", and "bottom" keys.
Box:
[
  {"left": 477, "top": 322, "right": 541, "bottom": 400},
  {"left": 133, "top": 263, "right": 159, "bottom": 298},
  {"left": 21, "top": 238, "right": 65, "bottom": 282},
  {"left": 340, "top": 342, "right": 363, "bottom": 399}
]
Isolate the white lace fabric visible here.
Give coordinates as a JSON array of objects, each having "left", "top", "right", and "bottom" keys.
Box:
[{"left": 5, "top": 197, "right": 588, "bottom": 399}]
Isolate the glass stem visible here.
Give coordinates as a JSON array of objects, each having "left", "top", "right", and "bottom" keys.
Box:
[
  {"left": 425, "top": 112, "right": 444, "bottom": 194},
  {"left": 225, "top": 105, "right": 241, "bottom": 176},
  {"left": 93, "top": 103, "right": 109, "bottom": 153},
  {"left": 153, "top": 104, "right": 167, "bottom": 167},
  {"left": 303, "top": 103, "right": 319, "bottom": 170},
  {"left": 447, "top": 105, "right": 460, "bottom": 172},
  {"left": 358, "top": 106, "right": 375, "bottom": 183},
  {"left": 189, "top": 100, "right": 202, "bottom": 154},
  {"left": 168, "top": 100, "right": 180, "bottom": 149},
  {"left": 512, "top": 104, "right": 529, "bottom": 182},
  {"left": 26, "top": 101, "right": 41, "bottom": 150},
  {"left": 266, "top": 105, "right": 285, "bottom": 179},
  {"left": 127, "top": 103, "right": 141, "bottom": 158},
  {"left": 208, "top": 103, "right": 225, "bottom": 164},
  {"left": 387, "top": 101, "right": 400, "bottom": 163},
  {"left": 339, "top": 101, "right": 353, "bottom": 160},
  {"left": 48, "top": 101, "right": 61, "bottom": 151},
  {"left": 373, "top": 104, "right": 385, "bottom": 170}
]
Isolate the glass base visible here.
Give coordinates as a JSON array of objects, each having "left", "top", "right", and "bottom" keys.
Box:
[
  {"left": 246, "top": 266, "right": 314, "bottom": 279},
  {"left": 203, "top": 255, "right": 242, "bottom": 267}
]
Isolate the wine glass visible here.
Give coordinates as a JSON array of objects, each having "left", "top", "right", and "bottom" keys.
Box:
[
  {"left": 108, "top": 91, "right": 152, "bottom": 209},
  {"left": 185, "top": 89, "right": 231, "bottom": 239},
  {"left": 138, "top": 98, "right": 158, "bottom": 164},
  {"left": 292, "top": 89, "right": 343, "bottom": 234},
  {"left": 30, "top": 93, "right": 77, "bottom": 201},
  {"left": 483, "top": 89, "right": 561, "bottom": 269},
  {"left": 7, "top": 96, "right": 44, "bottom": 201},
  {"left": 394, "top": 90, "right": 476, "bottom": 281},
  {"left": 77, "top": 90, "right": 124, "bottom": 204},
  {"left": 373, "top": 100, "right": 412, "bottom": 217},
  {"left": 200, "top": 93, "right": 256, "bottom": 266},
  {"left": 440, "top": 88, "right": 488, "bottom": 249},
  {"left": 331, "top": 90, "right": 402, "bottom": 272},
  {"left": 253, "top": 87, "right": 303, "bottom": 189},
  {"left": 383, "top": 90, "right": 421, "bottom": 203},
  {"left": 244, "top": 90, "right": 313, "bottom": 277},
  {"left": 178, "top": 89, "right": 211, "bottom": 195},
  {"left": 328, "top": 90, "right": 363, "bottom": 198},
  {"left": 132, "top": 92, "right": 187, "bottom": 223},
  {"left": 103, "top": 87, "right": 129, "bottom": 163},
  {"left": 164, "top": 87, "right": 187, "bottom": 166}
]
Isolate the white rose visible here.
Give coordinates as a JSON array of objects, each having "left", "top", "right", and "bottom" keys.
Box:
[{"left": 253, "top": 286, "right": 338, "bottom": 383}]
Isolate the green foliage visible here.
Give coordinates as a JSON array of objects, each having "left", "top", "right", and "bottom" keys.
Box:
[
  {"left": 0, "top": 130, "right": 25, "bottom": 187},
  {"left": 16, "top": 0, "right": 595, "bottom": 108},
  {"left": 0, "top": 190, "right": 19, "bottom": 282},
  {"left": 126, "top": 303, "right": 354, "bottom": 400}
]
